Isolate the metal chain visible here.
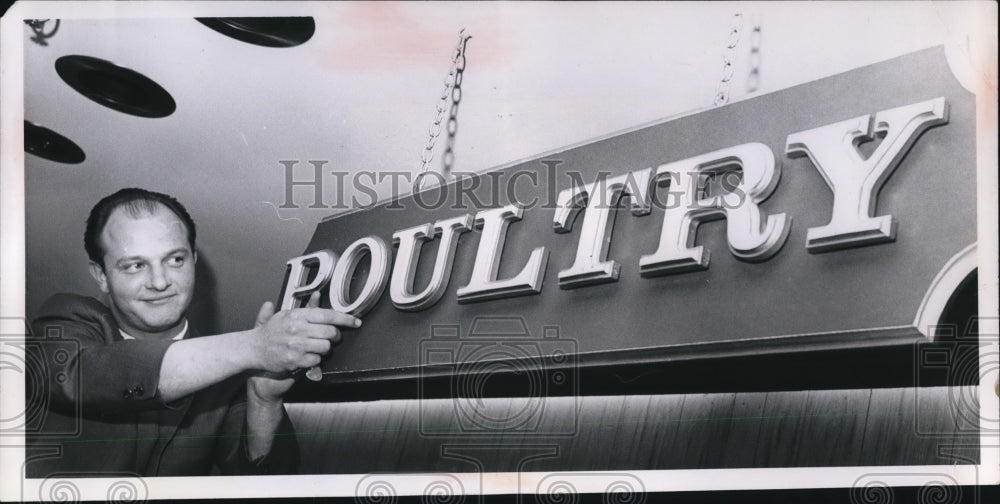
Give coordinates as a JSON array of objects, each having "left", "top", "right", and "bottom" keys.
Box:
[
  {"left": 714, "top": 13, "right": 743, "bottom": 107},
  {"left": 416, "top": 29, "right": 471, "bottom": 191},
  {"left": 440, "top": 34, "right": 470, "bottom": 179},
  {"left": 746, "top": 17, "right": 762, "bottom": 94},
  {"left": 24, "top": 19, "right": 60, "bottom": 46}
]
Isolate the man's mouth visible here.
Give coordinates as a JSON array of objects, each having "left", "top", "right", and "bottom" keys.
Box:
[{"left": 143, "top": 295, "right": 176, "bottom": 305}]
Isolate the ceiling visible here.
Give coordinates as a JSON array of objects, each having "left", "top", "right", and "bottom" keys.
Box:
[{"left": 13, "top": 1, "right": 990, "bottom": 332}]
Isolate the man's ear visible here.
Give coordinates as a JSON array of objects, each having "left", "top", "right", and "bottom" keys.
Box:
[
  {"left": 192, "top": 250, "right": 198, "bottom": 265},
  {"left": 88, "top": 261, "right": 109, "bottom": 294}
]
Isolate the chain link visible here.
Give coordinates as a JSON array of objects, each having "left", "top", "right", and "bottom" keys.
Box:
[
  {"left": 714, "top": 13, "right": 743, "bottom": 107},
  {"left": 417, "top": 29, "right": 471, "bottom": 191},
  {"left": 440, "top": 34, "right": 470, "bottom": 179},
  {"left": 746, "top": 17, "right": 762, "bottom": 94}
]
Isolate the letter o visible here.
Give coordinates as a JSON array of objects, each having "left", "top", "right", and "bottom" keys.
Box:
[{"left": 328, "top": 236, "right": 390, "bottom": 316}]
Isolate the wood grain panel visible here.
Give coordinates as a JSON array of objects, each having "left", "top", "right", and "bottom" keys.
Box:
[
  {"left": 752, "top": 389, "right": 871, "bottom": 467},
  {"left": 860, "top": 386, "right": 980, "bottom": 466},
  {"left": 672, "top": 392, "right": 736, "bottom": 469},
  {"left": 623, "top": 394, "right": 686, "bottom": 470},
  {"left": 721, "top": 392, "right": 768, "bottom": 468},
  {"left": 861, "top": 387, "right": 919, "bottom": 465},
  {"left": 286, "top": 386, "right": 979, "bottom": 473}
]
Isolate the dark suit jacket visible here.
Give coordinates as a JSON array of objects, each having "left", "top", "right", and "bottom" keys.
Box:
[{"left": 25, "top": 294, "right": 299, "bottom": 477}]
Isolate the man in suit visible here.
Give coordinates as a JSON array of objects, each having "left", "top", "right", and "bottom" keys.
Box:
[{"left": 26, "top": 188, "right": 359, "bottom": 476}]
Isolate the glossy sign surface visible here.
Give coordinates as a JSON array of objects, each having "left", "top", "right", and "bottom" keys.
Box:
[{"left": 292, "top": 47, "right": 976, "bottom": 382}]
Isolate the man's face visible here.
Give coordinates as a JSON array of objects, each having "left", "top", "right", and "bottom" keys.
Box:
[{"left": 88, "top": 204, "right": 196, "bottom": 339}]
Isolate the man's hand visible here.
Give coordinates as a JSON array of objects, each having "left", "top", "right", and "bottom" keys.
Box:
[
  {"left": 248, "top": 292, "right": 359, "bottom": 402},
  {"left": 247, "top": 299, "right": 295, "bottom": 404},
  {"left": 156, "top": 293, "right": 360, "bottom": 404},
  {"left": 245, "top": 292, "right": 360, "bottom": 461},
  {"left": 249, "top": 292, "right": 360, "bottom": 375}
]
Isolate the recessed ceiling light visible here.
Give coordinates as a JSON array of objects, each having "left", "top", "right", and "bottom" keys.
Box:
[
  {"left": 195, "top": 17, "right": 315, "bottom": 48},
  {"left": 55, "top": 55, "right": 176, "bottom": 118},
  {"left": 24, "top": 120, "right": 86, "bottom": 164}
]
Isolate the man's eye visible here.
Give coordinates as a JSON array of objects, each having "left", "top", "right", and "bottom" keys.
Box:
[
  {"left": 168, "top": 256, "right": 185, "bottom": 266},
  {"left": 123, "top": 263, "right": 144, "bottom": 273}
]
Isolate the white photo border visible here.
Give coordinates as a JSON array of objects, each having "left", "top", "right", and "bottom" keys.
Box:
[{"left": 1, "top": 1, "right": 997, "bottom": 501}]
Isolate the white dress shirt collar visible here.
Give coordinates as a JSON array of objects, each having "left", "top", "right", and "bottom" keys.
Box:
[{"left": 119, "top": 319, "right": 188, "bottom": 341}]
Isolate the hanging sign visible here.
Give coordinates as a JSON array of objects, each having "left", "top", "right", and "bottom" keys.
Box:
[{"left": 278, "top": 47, "right": 977, "bottom": 383}]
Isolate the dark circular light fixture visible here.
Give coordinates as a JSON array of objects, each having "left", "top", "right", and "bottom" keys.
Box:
[
  {"left": 195, "top": 17, "right": 315, "bottom": 48},
  {"left": 24, "top": 120, "right": 86, "bottom": 164},
  {"left": 55, "top": 55, "right": 176, "bottom": 118}
]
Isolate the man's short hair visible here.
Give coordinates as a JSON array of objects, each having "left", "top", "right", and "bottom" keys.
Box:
[{"left": 85, "top": 188, "right": 197, "bottom": 268}]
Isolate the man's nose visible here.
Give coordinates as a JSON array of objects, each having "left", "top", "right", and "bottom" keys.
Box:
[{"left": 147, "top": 264, "right": 171, "bottom": 291}]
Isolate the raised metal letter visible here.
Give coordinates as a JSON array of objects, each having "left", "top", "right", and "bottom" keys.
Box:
[
  {"left": 640, "top": 143, "right": 789, "bottom": 276},
  {"left": 390, "top": 214, "right": 473, "bottom": 311},
  {"left": 328, "top": 236, "right": 390, "bottom": 316},
  {"left": 279, "top": 249, "right": 336, "bottom": 310},
  {"left": 785, "top": 97, "right": 949, "bottom": 252},
  {"left": 456, "top": 205, "right": 548, "bottom": 303},
  {"left": 554, "top": 168, "right": 652, "bottom": 288}
]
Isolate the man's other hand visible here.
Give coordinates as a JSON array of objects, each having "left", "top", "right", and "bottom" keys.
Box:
[{"left": 247, "top": 298, "right": 294, "bottom": 403}]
